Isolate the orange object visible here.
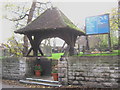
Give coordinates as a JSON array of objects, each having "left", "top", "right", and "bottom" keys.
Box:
[
  {"left": 52, "top": 73, "right": 58, "bottom": 81},
  {"left": 35, "top": 70, "right": 41, "bottom": 77}
]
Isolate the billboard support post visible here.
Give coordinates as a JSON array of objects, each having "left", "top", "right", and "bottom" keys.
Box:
[
  {"left": 86, "top": 35, "right": 89, "bottom": 50},
  {"left": 108, "top": 14, "right": 111, "bottom": 52},
  {"left": 108, "top": 33, "right": 111, "bottom": 52}
]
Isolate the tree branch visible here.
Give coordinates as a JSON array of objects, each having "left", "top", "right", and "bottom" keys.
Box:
[{"left": 7, "top": 14, "right": 28, "bottom": 21}]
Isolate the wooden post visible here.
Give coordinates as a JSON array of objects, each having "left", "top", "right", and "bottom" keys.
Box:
[{"left": 27, "top": 35, "right": 38, "bottom": 56}]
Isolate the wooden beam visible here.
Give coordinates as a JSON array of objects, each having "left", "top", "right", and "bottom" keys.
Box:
[
  {"left": 26, "top": 47, "right": 33, "bottom": 56},
  {"left": 33, "top": 35, "right": 39, "bottom": 56},
  {"left": 38, "top": 47, "right": 44, "bottom": 56},
  {"left": 27, "top": 35, "right": 39, "bottom": 56},
  {"left": 27, "top": 35, "right": 34, "bottom": 46}
]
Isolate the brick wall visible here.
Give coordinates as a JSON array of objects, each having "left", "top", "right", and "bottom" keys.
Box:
[{"left": 58, "top": 56, "right": 120, "bottom": 88}]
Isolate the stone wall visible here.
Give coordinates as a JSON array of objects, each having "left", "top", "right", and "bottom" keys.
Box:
[
  {"left": 58, "top": 56, "right": 120, "bottom": 88},
  {"left": 2, "top": 57, "right": 36, "bottom": 80},
  {"left": 2, "top": 57, "right": 54, "bottom": 79}
]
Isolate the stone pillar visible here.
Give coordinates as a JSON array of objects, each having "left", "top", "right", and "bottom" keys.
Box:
[
  {"left": 25, "top": 57, "right": 37, "bottom": 77},
  {"left": 58, "top": 56, "right": 68, "bottom": 85}
]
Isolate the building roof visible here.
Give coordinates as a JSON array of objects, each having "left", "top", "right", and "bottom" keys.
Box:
[{"left": 14, "top": 7, "right": 85, "bottom": 35}]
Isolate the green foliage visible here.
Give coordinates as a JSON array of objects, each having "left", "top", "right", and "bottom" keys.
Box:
[
  {"left": 109, "top": 8, "right": 119, "bottom": 49},
  {"left": 3, "top": 35, "right": 23, "bottom": 57},
  {"left": 34, "top": 64, "right": 42, "bottom": 71},
  {"left": 0, "top": 56, "right": 6, "bottom": 60},
  {"left": 51, "top": 69, "right": 58, "bottom": 73},
  {"left": 110, "top": 8, "right": 118, "bottom": 31}
]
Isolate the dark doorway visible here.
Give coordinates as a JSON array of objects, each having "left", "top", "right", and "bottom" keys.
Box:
[{"left": 36, "top": 58, "right": 52, "bottom": 76}]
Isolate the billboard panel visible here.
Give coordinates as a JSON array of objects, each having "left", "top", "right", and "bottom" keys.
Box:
[{"left": 86, "top": 14, "right": 110, "bottom": 35}]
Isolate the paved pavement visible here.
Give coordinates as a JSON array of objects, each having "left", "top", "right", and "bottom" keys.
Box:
[
  {"left": 0, "top": 81, "right": 26, "bottom": 88},
  {"left": 0, "top": 76, "right": 53, "bottom": 89},
  {"left": 2, "top": 84, "right": 26, "bottom": 88}
]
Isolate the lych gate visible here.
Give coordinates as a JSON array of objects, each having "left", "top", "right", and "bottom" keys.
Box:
[{"left": 15, "top": 7, "right": 85, "bottom": 56}]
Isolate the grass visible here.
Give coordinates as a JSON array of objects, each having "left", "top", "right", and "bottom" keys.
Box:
[
  {"left": 1, "top": 50, "right": 119, "bottom": 60},
  {"left": 78, "top": 50, "right": 119, "bottom": 56},
  {"left": 47, "top": 50, "right": 119, "bottom": 60},
  {"left": 47, "top": 53, "right": 64, "bottom": 60},
  {"left": 0, "top": 56, "right": 6, "bottom": 59},
  {"left": 78, "top": 53, "right": 118, "bottom": 56},
  {"left": 113, "top": 50, "right": 120, "bottom": 53}
]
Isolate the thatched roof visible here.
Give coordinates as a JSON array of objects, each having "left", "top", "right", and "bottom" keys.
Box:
[{"left": 14, "top": 7, "right": 85, "bottom": 35}]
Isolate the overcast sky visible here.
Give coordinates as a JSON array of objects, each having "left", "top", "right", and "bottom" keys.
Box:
[{"left": 0, "top": 0, "right": 118, "bottom": 46}]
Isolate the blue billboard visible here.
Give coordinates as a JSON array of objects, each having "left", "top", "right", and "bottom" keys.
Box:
[{"left": 85, "top": 14, "right": 110, "bottom": 35}]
